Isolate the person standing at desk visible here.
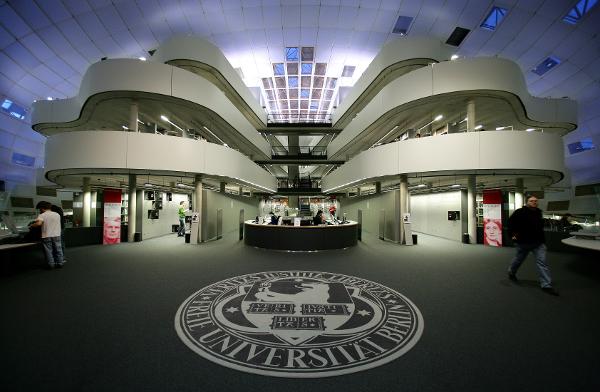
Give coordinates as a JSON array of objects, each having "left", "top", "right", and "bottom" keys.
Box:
[{"left": 30, "top": 201, "right": 64, "bottom": 269}]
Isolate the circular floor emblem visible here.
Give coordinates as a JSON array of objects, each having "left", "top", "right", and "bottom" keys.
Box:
[{"left": 175, "top": 271, "right": 423, "bottom": 378}]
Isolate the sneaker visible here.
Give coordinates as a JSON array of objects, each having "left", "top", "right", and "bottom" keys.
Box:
[
  {"left": 542, "top": 287, "right": 559, "bottom": 296},
  {"left": 55, "top": 263, "right": 63, "bottom": 269},
  {"left": 508, "top": 272, "right": 518, "bottom": 282}
]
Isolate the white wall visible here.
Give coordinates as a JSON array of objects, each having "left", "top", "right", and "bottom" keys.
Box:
[
  {"left": 411, "top": 191, "right": 463, "bottom": 242},
  {"left": 338, "top": 191, "right": 397, "bottom": 239},
  {"left": 141, "top": 192, "right": 187, "bottom": 240},
  {"left": 202, "top": 190, "right": 259, "bottom": 241}
]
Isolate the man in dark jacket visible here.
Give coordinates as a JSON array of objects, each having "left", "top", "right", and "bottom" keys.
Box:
[{"left": 507, "top": 195, "right": 558, "bottom": 295}]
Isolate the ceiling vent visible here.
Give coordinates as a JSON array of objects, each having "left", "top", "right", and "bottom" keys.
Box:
[
  {"left": 392, "top": 16, "right": 413, "bottom": 35},
  {"left": 342, "top": 66, "right": 356, "bottom": 77}
]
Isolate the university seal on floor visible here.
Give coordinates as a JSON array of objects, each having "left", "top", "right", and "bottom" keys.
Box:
[{"left": 175, "top": 271, "right": 423, "bottom": 378}]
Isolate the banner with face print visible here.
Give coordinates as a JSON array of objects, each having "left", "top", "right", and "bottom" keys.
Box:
[
  {"left": 103, "top": 189, "right": 122, "bottom": 245},
  {"left": 483, "top": 190, "right": 502, "bottom": 247}
]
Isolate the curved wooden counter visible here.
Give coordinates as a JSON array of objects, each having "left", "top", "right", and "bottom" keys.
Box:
[{"left": 244, "top": 220, "right": 358, "bottom": 251}]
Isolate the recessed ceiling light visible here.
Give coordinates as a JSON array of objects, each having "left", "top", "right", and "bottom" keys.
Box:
[
  {"left": 451, "top": 54, "right": 459, "bottom": 60},
  {"left": 138, "top": 57, "right": 146, "bottom": 61}
]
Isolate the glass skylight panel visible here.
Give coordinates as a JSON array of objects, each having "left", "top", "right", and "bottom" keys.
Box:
[
  {"left": 326, "top": 78, "right": 337, "bottom": 89},
  {"left": 301, "top": 76, "right": 311, "bottom": 88},
  {"left": 290, "top": 100, "right": 298, "bottom": 109},
  {"left": 568, "top": 138, "right": 596, "bottom": 154},
  {"left": 286, "top": 63, "right": 298, "bottom": 75},
  {"left": 301, "top": 63, "right": 313, "bottom": 74},
  {"left": 280, "top": 101, "right": 289, "bottom": 110},
  {"left": 289, "top": 89, "right": 298, "bottom": 99},
  {"left": 273, "top": 63, "right": 285, "bottom": 75},
  {"left": 392, "top": 16, "right": 413, "bottom": 35},
  {"left": 532, "top": 56, "right": 561, "bottom": 76},
  {"left": 275, "top": 77, "right": 286, "bottom": 88},
  {"left": 300, "top": 89, "right": 310, "bottom": 98},
  {"left": 481, "top": 6, "right": 508, "bottom": 31},
  {"left": 312, "top": 89, "right": 322, "bottom": 99},
  {"left": 301, "top": 47, "right": 314, "bottom": 61},
  {"left": 1, "top": 98, "right": 27, "bottom": 120},
  {"left": 286, "top": 47, "right": 299, "bottom": 61},
  {"left": 277, "top": 89, "right": 287, "bottom": 99},
  {"left": 262, "top": 78, "right": 273, "bottom": 89},
  {"left": 300, "top": 100, "right": 309, "bottom": 110},
  {"left": 324, "top": 90, "right": 334, "bottom": 100},
  {"left": 315, "top": 63, "right": 327, "bottom": 75},
  {"left": 265, "top": 90, "right": 275, "bottom": 100},
  {"left": 288, "top": 76, "right": 298, "bottom": 88},
  {"left": 313, "top": 77, "right": 324, "bottom": 88},
  {"left": 342, "top": 66, "right": 356, "bottom": 77},
  {"left": 11, "top": 152, "right": 35, "bottom": 167},
  {"left": 563, "top": 0, "right": 598, "bottom": 24}
]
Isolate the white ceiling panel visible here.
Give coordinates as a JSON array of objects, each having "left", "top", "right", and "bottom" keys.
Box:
[
  {"left": 457, "top": 0, "right": 492, "bottom": 29},
  {"left": 553, "top": 29, "right": 591, "bottom": 61},
  {"left": 300, "top": 27, "right": 318, "bottom": 45},
  {"left": 205, "top": 11, "right": 229, "bottom": 35},
  {"left": 94, "top": 36, "right": 124, "bottom": 58},
  {"left": 19, "top": 34, "right": 55, "bottom": 63},
  {"left": 0, "top": 24, "right": 14, "bottom": 49},
  {"left": 4, "top": 41, "right": 41, "bottom": 70},
  {"left": 583, "top": 57, "right": 600, "bottom": 80},
  {"left": 95, "top": 5, "right": 128, "bottom": 32},
  {"left": 354, "top": 7, "right": 377, "bottom": 31},
  {"left": 201, "top": 0, "right": 223, "bottom": 13},
  {"left": 61, "top": 0, "right": 93, "bottom": 16},
  {"left": 282, "top": 5, "right": 301, "bottom": 27},
  {"left": 35, "top": 0, "right": 71, "bottom": 23},
  {"left": 113, "top": 1, "right": 146, "bottom": 29},
  {"left": 30, "top": 65, "right": 63, "bottom": 88},
  {"left": 75, "top": 11, "right": 109, "bottom": 39},
  {"left": 569, "top": 38, "right": 600, "bottom": 68},
  {"left": 0, "top": 4, "right": 32, "bottom": 39},
  {"left": 0, "top": 51, "right": 26, "bottom": 80},
  {"left": 61, "top": 50, "right": 90, "bottom": 74},
  {"left": 224, "top": 8, "right": 245, "bottom": 32},
  {"left": 129, "top": 24, "right": 159, "bottom": 51},
  {"left": 88, "top": 0, "right": 112, "bottom": 9},
  {"left": 318, "top": 5, "right": 339, "bottom": 26},
  {"left": 262, "top": 5, "right": 282, "bottom": 28},
  {"left": 18, "top": 74, "right": 51, "bottom": 97},
  {"left": 44, "top": 56, "right": 77, "bottom": 79},
  {"left": 301, "top": 5, "right": 319, "bottom": 27},
  {"left": 10, "top": 1, "right": 51, "bottom": 31},
  {"left": 557, "top": 72, "right": 595, "bottom": 100},
  {"left": 536, "top": 0, "right": 571, "bottom": 20},
  {"left": 372, "top": 9, "right": 398, "bottom": 34},
  {"left": 337, "top": 6, "right": 358, "bottom": 29}
]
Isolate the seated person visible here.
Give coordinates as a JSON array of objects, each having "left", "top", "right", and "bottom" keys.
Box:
[
  {"left": 269, "top": 212, "right": 279, "bottom": 225},
  {"left": 313, "top": 210, "right": 325, "bottom": 225}
]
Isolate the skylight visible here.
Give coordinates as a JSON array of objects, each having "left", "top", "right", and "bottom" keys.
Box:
[
  {"left": 563, "top": 0, "right": 598, "bottom": 24},
  {"left": 568, "top": 138, "right": 596, "bottom": 154},
  {"left": 11, "top": 152, "right": 35, "bottom": 167},
  {"left": 1, "top": 98, "right": 27, "bottom": 120},
  {"left": 285, "top": 47, "right": 299, "bottom": 61},
  {"left": 273, "top": 63, "right": 285, "bottom": 75},
  {"left": 392, "top": 16, "right": 413, "bottom": 35},
  {"left": 301, "top": 63, "right": 313, "bottom": 74},
  {"left": 342, "top": 66, "right": 356, "bottom": 77},
  {"left": 481, "top": 6, "right": 508, "bottom": 31},
  {"left": 301, "top": 47, "right": 314, "bottom": 62},
  {"left": 532, "top": 56, "right": 561, "bottom": 76}
]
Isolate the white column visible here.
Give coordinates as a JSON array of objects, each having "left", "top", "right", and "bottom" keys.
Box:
[
  {"left": 128, "top": 174, "right": 137, "bottom": 242},
  {"left": 82, "top": 177, "right": 91, "bottom": 227},
  {"left": 515, "top": 178, "right": 524, "bottom": 209},
  {"left": 194, "top": 177, "right": 203, "bottom": 244},
  {"left": 129, "top": 101, "right": 138, "bottom": 132},
  {"left": 467, "top": 175, "right": 477, "bottom": 244},
  {"left": 467, "top": 100, "right": 476, "bottom": 132}
]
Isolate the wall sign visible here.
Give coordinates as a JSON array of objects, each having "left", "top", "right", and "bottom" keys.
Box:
[
  {"left": 175, "top": 271, "right": 424, "bottom": 378},
  {"left": 103, "top": 189, "right": 121, "bottom": 245},
  {"left": 483, "top": 190, "right": 503, "bottom": 247}
]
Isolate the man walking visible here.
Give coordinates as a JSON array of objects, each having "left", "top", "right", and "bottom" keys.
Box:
[
  {"left": 30, "top": 201, "right": 64, "bottom": 269},
  {"left": 177, "top": 201, "right": 186, "bottom": 237},
  {"left": 507, "top": 195, "right": 558, "bottom": 295}
]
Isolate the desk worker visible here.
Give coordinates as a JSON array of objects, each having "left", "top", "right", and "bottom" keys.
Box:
[
  {"left": 269, "top": 212, "right": 279, "bottom": 225},
  {"left": 313, "top": 210, "right": 325, "bottom": 225},
  {"left": 30, "top": 201, "right": 64, "bottom": 269}
]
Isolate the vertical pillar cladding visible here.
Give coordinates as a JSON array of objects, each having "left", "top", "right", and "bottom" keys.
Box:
[
  {"left": 128, "top": 174, "right": 137, "bottom": 242},
  {"left": 467, "top": 175, "right": 477, "bottom": 244},
  {"left": 82, "top": 177, "right": 91, "bottom": 227}
]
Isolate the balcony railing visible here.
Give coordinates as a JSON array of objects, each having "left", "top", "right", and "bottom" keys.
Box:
[{"left": 271, "top": 145, "right": 327, "bottom": 159}]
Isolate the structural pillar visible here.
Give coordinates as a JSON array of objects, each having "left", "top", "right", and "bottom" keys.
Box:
[
  {"left": 515, "top": 178, "right": 524, "bottom": 209},
  {"left": 128, "top": 174, "right": 137, "bottom": 242},
  {"left": 467, "top": 100, "right": 476, "bottom": 132},
  {"left": 220, "top": 182, "right": 226, "bottom": 193},
  {"left": 375, "top": 182, "right": 381, "bottom": 194},
  {"left": 129, "top": 101, "right": 138, "bottom": 132},
  {"left": 467, "top": 175, "right": 477, "bottom": 244},
  {"left": 194, "top": 177, "right": 203, "bottom": 244},
  {"left": 82, "top": 177, "right": 91, "bottom": 227}
]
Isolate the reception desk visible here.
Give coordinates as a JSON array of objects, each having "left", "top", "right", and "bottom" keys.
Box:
[{"left": 244, "top": 220, "right": 358, "bottom": 251}]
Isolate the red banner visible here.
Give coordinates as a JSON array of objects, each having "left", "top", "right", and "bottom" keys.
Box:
[
  {"left": 103, "top": 189, "right": 122, "bottom": 245},
  {"left": 483, "top": 190, "right": 502, "bottom": 247}
]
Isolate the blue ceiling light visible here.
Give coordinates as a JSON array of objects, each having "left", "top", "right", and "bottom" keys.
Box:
[
  {"left": 532, "top": 56, "right": 561, "bottom": 76},
  {"left": 563, "top": 0, "right": 598, "bottom": 24},
  {"left": 481, "top": 6, "right": 508, "bottom": 31}
]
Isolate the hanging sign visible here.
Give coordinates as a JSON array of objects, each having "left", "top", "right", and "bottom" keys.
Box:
[
  {"left": 483, "top": 189, "right": 502, "bottom": 247},
  {"left": 103, "top": 189, "right": 122, "bottom": 245}
]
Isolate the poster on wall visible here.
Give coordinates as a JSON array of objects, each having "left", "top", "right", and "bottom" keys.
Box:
[
  {"left": 483, "top": 189, "right": 502, "bottom": 247},
  {"left": 103, "top": 189, "right": 122, "bottom": 245}
]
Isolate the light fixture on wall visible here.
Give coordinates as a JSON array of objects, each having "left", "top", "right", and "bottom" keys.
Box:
[{"left": 415, "top": 115, "right": 444, "bottom": 135}]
